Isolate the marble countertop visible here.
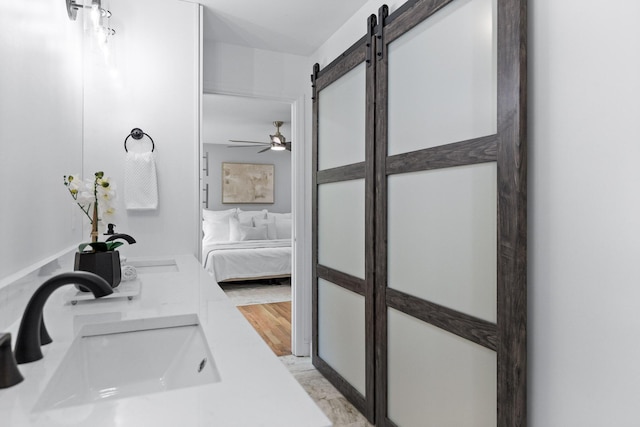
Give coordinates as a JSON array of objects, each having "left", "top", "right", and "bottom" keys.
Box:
[{"left": 0, "top": 254, "right": 331, "bottom": 427}]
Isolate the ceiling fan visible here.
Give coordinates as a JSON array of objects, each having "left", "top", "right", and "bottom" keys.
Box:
[{"left": 227, "top": 121, "right": 292, "bottom": 153}]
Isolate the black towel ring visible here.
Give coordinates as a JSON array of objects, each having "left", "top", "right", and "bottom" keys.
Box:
[{"left": 124, "top": 128, "right": 155, "bottom": 152}]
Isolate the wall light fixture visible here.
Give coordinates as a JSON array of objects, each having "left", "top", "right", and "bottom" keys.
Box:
[
  {"left": 67, "top": 0, "right": 105, "bottom": 21},
  {"left": 66, "top": 0, "right": 116, "bottom": 41}
]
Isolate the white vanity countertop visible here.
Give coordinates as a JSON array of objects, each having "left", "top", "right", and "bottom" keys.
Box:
[{"left": 0, "top": 254, "right": 331, "bottom": 427}]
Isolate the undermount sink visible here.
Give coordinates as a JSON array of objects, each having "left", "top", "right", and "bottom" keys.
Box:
[
  {"left": 127, "top": 258, "right": 179, "bottom": 274},
  {"left": 34, "top": 314, "right": 220, "bottom": 412}
]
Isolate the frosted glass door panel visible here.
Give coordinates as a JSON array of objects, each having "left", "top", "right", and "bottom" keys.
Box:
[
  {"left": 387, "top": 308, "right": 496, "bottom": 426},
  {"left": 318, "top": 179, "right": 365, "bottom": 279},
  {"left": 318, "top": 63, "right": 366, "bottom": 170},
  {"left": 388, "top": 163, "right": 497, "bottom": 322},
  {"left": 318, "top": 279, "right": 366, "bottom": 395},
  {"left": 387, "top": 0, "right": 497, "bottom": 155}
]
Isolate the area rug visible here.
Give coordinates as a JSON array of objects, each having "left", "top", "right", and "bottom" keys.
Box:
[{"left": 221, "top": 282, "right": 291, "bottom": 306}]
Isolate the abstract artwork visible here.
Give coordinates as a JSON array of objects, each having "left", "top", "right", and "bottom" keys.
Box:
[{"left": 222, "top": 162, "right": 274, "bottom": 204}]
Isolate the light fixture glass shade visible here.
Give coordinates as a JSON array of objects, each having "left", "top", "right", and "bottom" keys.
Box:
[
  {"left": 271, "top": 144, "right": 286, "bottom": 151},
  {"left": 90, "top": 4, "right": 101, "bottom": 28}
]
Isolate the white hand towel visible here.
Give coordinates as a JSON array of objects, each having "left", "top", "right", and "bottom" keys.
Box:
[{"left": 125, "top": 151, "right": 158, "bottom": 210}]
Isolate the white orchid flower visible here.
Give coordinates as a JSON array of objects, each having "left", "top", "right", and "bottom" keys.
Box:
[
  {"left": 100, "top": 206, "right": 116, "bottom": 222},
  {"left": 76, "top": 191, "right": 96, "bottom": 205},
  {"left": 97, "top": 187, "right": 116, "bottom": 202},
  {"left": 64, "top": 171, "right": 117, "bottom": 243}
]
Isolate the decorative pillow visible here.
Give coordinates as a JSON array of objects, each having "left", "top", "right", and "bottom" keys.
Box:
[
  {"left": 238, "top": 209, "right": 267, "bottom": 223},
  {"left": 254, "top": 216, "right": 277, "bottom": 240},
  {"left": 239, "top": 223, "right": 268, "bottom": 241},
  {"left": 203, "top": 209, "right": 237, "bottom": 243},
  {"left": 275, "top": 217, "right": 292, "bottom": 239},
  {"left": 266, "top": 211, "right": 292, "bottom": 221},
  {"left": 228, "top": 216, "right": 248, "bottom": 241}
]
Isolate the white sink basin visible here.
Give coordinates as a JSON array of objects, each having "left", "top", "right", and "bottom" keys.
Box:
[
  {"left": 127, "top": 258, "right": 179, "bottom": 274},
  {"left": 34, "top": 314, "right": 220, "bottom": 411}
]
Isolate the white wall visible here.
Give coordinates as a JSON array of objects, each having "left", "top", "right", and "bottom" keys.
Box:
[
  {"left": 529, "top": 2, "right": 640, "bottom": 425},
  {"left": 203, "top": 41, "right": 308, "bottom": 99},
  {"left": 310, "top": 0, "right": 640, "bottom": 425},
  {"left": 0, "top": 0, "right": 84, "bottom": 283},
  {"left": 83, "top": 0, "right": 200, "bottom": 259}
]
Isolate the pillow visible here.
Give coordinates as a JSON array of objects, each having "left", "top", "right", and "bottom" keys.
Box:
[
  {"left": 238, "top": 209, "right": 267, "bottom": 223},
  {"left": 203, "top": 209, "right": 237, "bottom": 243},
  {"left": 266, "top": 211, "right": 292, "bottom": 221},
  {"left": 254, "top": 216, "right": 277, "bottom": 240},
  {"left": 203, "top": 208, "right": 236, "bottom": 222},
  {"left": 228, "top": 216, "right": 253, "bottom": 242},
  {"left": 239, "top": 223, "right": 268, "bottom": 241},
  {"left": 275, "top": 217, "right": 292, "bottom": 239}
]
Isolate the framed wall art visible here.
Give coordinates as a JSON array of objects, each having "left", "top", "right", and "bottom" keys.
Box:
[{"left": 222, "top": 162, "right": 274, "bottom": 204}]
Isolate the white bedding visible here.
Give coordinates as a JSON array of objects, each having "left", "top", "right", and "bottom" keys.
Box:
[{"left": 202, "top": 239, "right": 292, "bottom": 283}]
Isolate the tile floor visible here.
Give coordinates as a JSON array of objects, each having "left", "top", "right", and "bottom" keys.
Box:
[{"left": 280, "top": 355, "right": 373, "bottom": 427}]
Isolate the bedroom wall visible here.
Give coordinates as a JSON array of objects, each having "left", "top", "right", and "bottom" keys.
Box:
[
  {"left": 309, "top": 0, "right": 640, "bottom": 425},
  {"left": 203, "top": 143, "right": 292, "bottom": 213},
  {"left": 0, "top": 0, "right": 84, "bottom": 284},
  {"left": 83, "top": 0, "right": 201, "bottom": 260}
]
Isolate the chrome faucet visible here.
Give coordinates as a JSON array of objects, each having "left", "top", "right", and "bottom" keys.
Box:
[{"left": 14, "top": 272, "right": 113, "bottom": 364}]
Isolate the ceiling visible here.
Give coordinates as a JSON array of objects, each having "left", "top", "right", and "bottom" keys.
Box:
[{"left": 198, "top": 0, "right": 370, "bottom": 56}]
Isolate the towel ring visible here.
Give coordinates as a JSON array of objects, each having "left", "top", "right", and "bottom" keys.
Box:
[{"left": 124, "top": 128, "right": 155, "bottom": 152}]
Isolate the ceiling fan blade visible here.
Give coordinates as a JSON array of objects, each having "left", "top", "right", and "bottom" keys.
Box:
[
  {"left": 285, "top": 142, "right": 292, "bottom": 151},
  {"left": 229, "top": 140, "right": 268, "bottom": 145},
  {"left": 227, "top": 145, "right": 266, "bottom": 148},
  {"left": 258, "top": 147, "right": 271, "bottom": 153}
]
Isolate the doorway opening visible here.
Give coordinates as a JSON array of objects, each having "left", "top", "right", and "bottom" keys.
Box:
[{"left": 199, "top": 92, "right": 308, "bottom": 356}]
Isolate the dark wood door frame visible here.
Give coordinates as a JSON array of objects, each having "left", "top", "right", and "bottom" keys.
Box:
[{"left": 311, "top": 17, "right": 377, "bottom": 423}]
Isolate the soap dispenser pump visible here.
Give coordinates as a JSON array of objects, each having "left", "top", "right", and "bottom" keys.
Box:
[{"left": 104, "top": 223, "right": 116, "bottom": 235}]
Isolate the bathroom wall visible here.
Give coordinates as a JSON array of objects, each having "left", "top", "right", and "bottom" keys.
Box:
[
  {"left": 528, "top": 2, "right": 640, "bottom": 425},
  {"left": 0, "top": 0, "right": 85, "bottom": 285},
  {"left": 309, "top": 0, "right": 640, "bottom": 425},
  {"left": 82, "top": 0, "right": 201, "bottom": 259},
  {"left": 203, "top": 143, "right": 292, "bottom": 213}
]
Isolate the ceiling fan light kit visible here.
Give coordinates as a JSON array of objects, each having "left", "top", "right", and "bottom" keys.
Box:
[{"left": 228, "top": 121, "right": 291, "bottom": 153}]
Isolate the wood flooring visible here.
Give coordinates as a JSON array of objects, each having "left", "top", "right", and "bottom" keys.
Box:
[{"left": 237, "top": 301, "right": 291, "bottom": 356}]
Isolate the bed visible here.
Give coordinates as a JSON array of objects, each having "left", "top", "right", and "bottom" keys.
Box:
[{"left": 201, "top": 208, "right": 292, "bottom": 283}]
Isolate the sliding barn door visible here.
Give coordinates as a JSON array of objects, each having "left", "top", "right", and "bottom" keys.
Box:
[
  {"left": 375, "top": 0, "right": 526, "bottom": 426},
  {"left": 312, "top": 0, "right": 526, "bottom": 426},
  {"left": 311, "top": 19, "right": 377, "bottom": 422}
]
